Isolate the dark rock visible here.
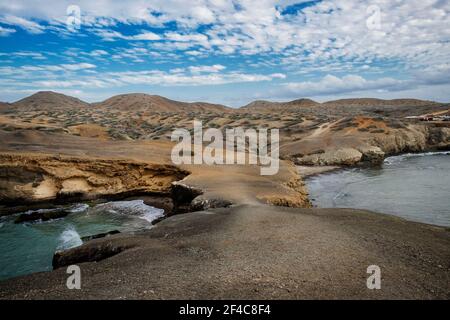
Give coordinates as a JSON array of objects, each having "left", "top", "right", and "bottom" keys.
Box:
[
  {"left": 171, "top": 182, "right": 203, "bottom": 214},
  {"left": 190, "top": 198, "right": 233, "bottom": 211},
  {"left": 14, "top": 208, "right": 71, "bottom": 224},
  {"left": 52, "top": 241, "right": 130, "bottom": 269},
  {"left": 359, "top": 146, "right": 385, "bottom": 165},
  {"left": 81, "top": 230, "right": 120, "bottom": 242},
  {"left": 137, "top": 196, "right": 173, "bottom": 214},
  {"left": 151, "top": 216, "right": 166, "bottom": 225}
]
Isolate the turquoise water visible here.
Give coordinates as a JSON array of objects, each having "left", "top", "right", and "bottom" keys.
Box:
[
  {"left": 306, "top": 152, "right": 450, "bottom": 227},
  {"left": 0, "top": 200, "right": 164, "bottom": 280}
]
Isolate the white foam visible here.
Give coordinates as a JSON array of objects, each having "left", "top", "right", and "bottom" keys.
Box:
[
  {"left": 139, "top": 209, "right": 165, "bottom": 224},
  {"left": 68, "top": 203, "right": 89, "bottom": 213},
  {"left": 94, "top": 200, "right": 165, "bottom": 224},
  {"left": 57, "top": 225, "right": 82, "bottom": 251},
  {"left": 384, "top": 151, "right": 450, "bottom": 165}
]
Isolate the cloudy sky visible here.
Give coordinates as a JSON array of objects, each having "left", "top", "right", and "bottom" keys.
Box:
[{"left": 0, "top": 0, "right": 449, "bottom": 106}]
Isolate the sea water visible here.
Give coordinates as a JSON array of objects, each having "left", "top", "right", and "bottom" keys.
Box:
[
  {"left": 306, "top": 152, "right": 450, "bottom": 227},
  {"left": 0, "top": 200, "right": 164, "bottom": 280}
]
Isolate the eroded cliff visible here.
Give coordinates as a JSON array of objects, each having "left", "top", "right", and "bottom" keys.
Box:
[{"left": 0, "top": 153, "right": 189, "bottom": 205}]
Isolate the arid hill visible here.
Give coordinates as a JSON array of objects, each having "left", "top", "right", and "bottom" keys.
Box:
[
  {"left": 323, "top": 98, "right": 439, "bottom": 107},
  {"left": 241, "top": 98, "right": 320, "bottom": 112},
  {"left": 11, "top": 91, "right": 90, "bottom": 111},
  {"left": 0, "top": 91, "right": 448, "bottom": 163},
  {"left": 4, "top": 91, "right": 230, "bottom": 114},
  {"left": 239, "top": 97, "right": 447, "bottom": 118},
  {"left": 94, "top": 93, "right": 230, "bottom": 113}
]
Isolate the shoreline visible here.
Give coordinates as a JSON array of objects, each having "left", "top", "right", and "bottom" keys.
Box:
[
  {"left": 0, "top": 148, "right": 449, "bottom": 297},
  {"left": 303, "top": 152, "right": 450, "bottom": 228}
]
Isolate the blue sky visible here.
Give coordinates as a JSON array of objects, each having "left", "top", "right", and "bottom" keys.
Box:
[{"left": 0, "top": 0, "right": 449, "bottom": 107}]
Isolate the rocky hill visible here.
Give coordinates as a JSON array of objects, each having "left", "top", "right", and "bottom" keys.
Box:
[
  {"left": 94, "top": 93, "right": 230, "bottom": 113},
  {"left": 12, "top": 91, "right": 90, "bottom": 111},
  {"left": 241, "top": 98, "right": 320, "bottom": 112},
  {"left": 323, "top": 98, "right": 439, "bottom": 107}
]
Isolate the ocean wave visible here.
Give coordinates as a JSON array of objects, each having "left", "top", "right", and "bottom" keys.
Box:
[
  {"left": 15, "top": 203, "right": 89, "bottom": 225},
  {"left": 94, "top": 200, "right": 164, "bottom": 224},
  {"left": 68, "top": 203, "right": 89, "bottom": 213},
  {"left": 56, "top": 225, "right": 82, "bottom": 251},
  {"left": 0, "top": 222, "right": 3, "bottom": 229},
  {"left": 384, "top": 151, "right": 450, "bottom": 165}
]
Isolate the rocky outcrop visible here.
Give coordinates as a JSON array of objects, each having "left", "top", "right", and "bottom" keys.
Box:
[
  {"left": 52, "top": 239, "right": 133, "bottom": 269},
  {"left": 296, "top": 148, "right": 363, "bottom": 166},
  {"left": 262, "top": 176, "right": 312, "bottom": 208},
  {"left": 358, "top": 146, "right": 385, "bottom": 164},
  {"left": 171, "top": 181, "right": 203, "bottom": 213},
  {"left": 372, "top": 124, "right": 449, "bottom": 155},
  {"left": 0, "top": 153, "right": 189, "bottom": 206},
  {"left": 190, "top": 197, "right": 233, "bottom": 211},
  {"left": 294, "top": 124, "right": 449, "bottom": 166}
]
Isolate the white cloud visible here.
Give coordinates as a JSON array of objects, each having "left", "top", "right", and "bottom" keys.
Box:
[
  {"left": 188, "top": 64, "right": 225, "bottom": 73},
  {"left": 279, "top": 74, "right": 410, "bottom": 97},
  {"left": 0, "top": 25, "right": 15, "bottom": 36},
  {"left": 0, "top": 0, "right": 449, "bottom": 102},
  {"left": 2, "top": 63, "right": 97, "bottom": 74},
  {"left": 60, "top": 63, "right": 96, "bottom": 71},
  {"left": 0, "top": 63, "right": 283, "bottom": 91},
  {"left": 1, "top": 0, "right": 448, "bottom": 69},
  {"left": 95, "top": 29, "right": 160, "bottom": 41},
  {"left": 165, "top": 32, "right": 210, "bottom": 48},
  {"left": 89, "top": 49, "right": 108, "bottom": 56},
  {"left": 0, "top": 51, "right": 46, "bottom": 60},
  {"left": 191, "top": 6, "right": 215, "bottom": 24},
  {"left": 129, "top": 31, "right": 161, "bottom": 41},
  {"left": 270, "top": 73, "right": 286, "bottom": 79},
  {"left": 0, "top": 15, "right": 44, "bottom": 34}
]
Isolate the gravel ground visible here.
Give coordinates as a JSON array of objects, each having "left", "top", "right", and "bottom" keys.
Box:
[{"left": 1, "top": 204, "right": 449, "bottom": 299}]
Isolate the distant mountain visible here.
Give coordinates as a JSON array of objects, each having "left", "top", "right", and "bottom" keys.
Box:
[
  {"left": 6, "top": 91, "right": 444, "bottom": 115},
  {"left": 12, "top": 91, "right": 90, "bottom": 110},
  {"left": 323, "top": 98, "right": 439, "bottom": 107},
  {"left": 94, "top": 93, "right": 230, "bottom": 113},
  {"left": 241, "top": 98, "right": 320, "bottom": 112},
  {"left": 240, "top": 97, "right": 443, "bottom": 114}
]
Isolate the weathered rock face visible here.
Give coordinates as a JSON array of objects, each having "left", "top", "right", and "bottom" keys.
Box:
[
  {"left": 297, "top": 148, "right": 363, "bottom": 166},
  {"left": 0, "top": 153, "right": 189, "bottom": 205},
  {"left": 372, "top": 124, "right": 450, "bottom": 155},
  {"left": 261, "top": 176, "right": 312, "bottom": 208},
  {"left": 358, "top": 146, "right": 385, "bottom": 165},
  {"left": 294, "top": 124, "right": 449, "bottom": 167}
]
